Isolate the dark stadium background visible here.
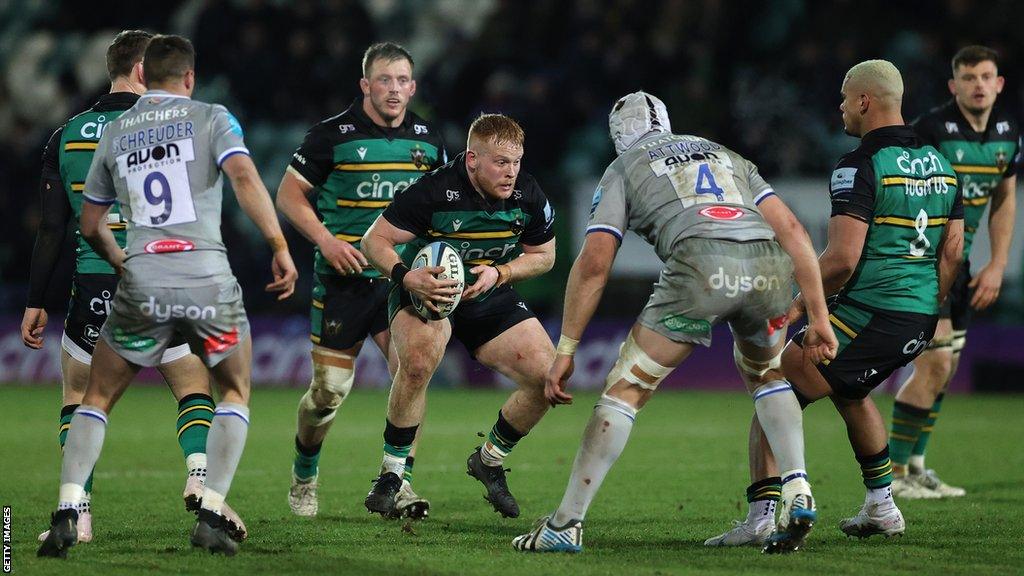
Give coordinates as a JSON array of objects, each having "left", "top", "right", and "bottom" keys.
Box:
[{"left": 2, "top": 0, "right": 1023, "bottom": 391}]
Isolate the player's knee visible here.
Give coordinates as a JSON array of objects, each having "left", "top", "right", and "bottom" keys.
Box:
[
  {"left": 398, "top": 356, "right": 435, "bottom": 389},
  {"left": 951, "top": 330, "right": 967, "bottom": 356},
  {"left": 734, "top": 343, "right": 783, "bottom": 388},
  {"left": 604, "top": 333, "right": 673, "bottom": 393},
  {"left": 298, "top": 350, "right": 355, "bottom": 428}
]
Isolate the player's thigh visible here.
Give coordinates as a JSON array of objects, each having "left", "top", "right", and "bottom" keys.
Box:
[
  {"left": 474, "top": 316, "right": 554, "bottom": 389},
  {"left": 311, "top": 273, "right": 389, "bottom": 351},
  {"left": 159, "top": 352, "right": 211, "bottom": 400},
  {"left": 390, "top": 306, "right": 451, "bottom": 382},
  {"left": 604, "top": 324, "right": 695, "bottom": 409},
  {"left": 82, "top": 338, "right": 141, "bottom": 412}
]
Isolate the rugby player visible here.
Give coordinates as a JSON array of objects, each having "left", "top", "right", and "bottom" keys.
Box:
[
  {"left": 512, "top": 91, "right": 836, "bottom": 554},
  {"left": 277, "top": 42, "right": 445, "bottom": 519},
  {"left": 707, "top": 60, "right": 964, "bottom": 545},
  {"left": 889, "top": 45, "right": 1019, "bottom": 499},
  {"left": 360, "top": 114, "right": 556, "bottom": 519},
  {"left": 23, "top": 29, "right": 242, "bottom": 544},
  {"left": 37, "top": 35, "right": 297, "bottom": 558}
]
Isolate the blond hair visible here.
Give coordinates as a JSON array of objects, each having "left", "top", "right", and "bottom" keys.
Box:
[
  {"left": 467, "top": 113, "right": 525, "bottom": 150},
  {"left": 844, "top": 59, "right": 904, "bottom": 107}
]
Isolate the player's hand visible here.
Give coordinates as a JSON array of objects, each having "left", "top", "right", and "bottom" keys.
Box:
[
  {"left": 267, "top": 249, "right": 298, "bottom": 300},
  {"left": 545, "top": 354, "right": 575, "bottom": 406},
  {"left": 110, "top": 249, "right": 126, "bottom": 276},
  {"left": 319, "top": 235, "right": 367, "bottom": 276},
  {"left": 968, "top": 263, "right": 1004, "bottom": 310},
  {"left": 786, "top": 294, "right": 806, "bottom": 325},
  {"left": 462, "top": 265, "right": 498, "bottom": 300},
  {"left": 21, "top": 307, "right": 48, "bottom": 349},
  {"left": 403, "top": 266, "right": 460, "bottom": 314},
  {"left": 802, "top": 314, "right": 838, "bottom": 365}
]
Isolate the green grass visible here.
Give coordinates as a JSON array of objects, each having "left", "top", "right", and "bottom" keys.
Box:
[{"left": 2, "top": 386, "right": 1023, "bottom": 575}]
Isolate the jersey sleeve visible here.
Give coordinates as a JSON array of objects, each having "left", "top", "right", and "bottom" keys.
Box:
[
  {"left": 586, "top": 161, "right": 628, "bottom": 241},
  {"left": 27, "top": 129, "right": 72, "bottom": 308},
  {"left": 519, "top": 176, "right": 555, "bottom": 246},
  {"left": 1005, "top": 134, "right": 1022, "bottom": 178},
  {"left": 381, "top": 179, "right": 432, "bottom": 237},
  {"left": 828, "top": 154, "right": 875, "bottom": 222},
  {"left": 82, "top": 135, "right": 117, "bottom": 206},
  {"left": 948, "top": 185, "right": 964, "bottom": 220},
  {"left": 210, "top": 105, "right": 250, "bottom": 168},
  {"left": 287, "top": 123, "right": 336, "bottom": 188},
  {"left": 745, "top": 159, "right": 776, "bottom": 205},
  {"left": 41, "top": 127, "right": 62, "bottom": 182}
]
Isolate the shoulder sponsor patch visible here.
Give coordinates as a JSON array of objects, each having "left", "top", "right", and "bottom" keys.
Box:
[
  {"left": 590, "top": 186, "right": 603, "bottom": 217},
  {"left": 225, "top": 112, "right": 244, "bottom": 137},
  {"left": 830, "top": 167, "right": 857, "bottom": 195}
]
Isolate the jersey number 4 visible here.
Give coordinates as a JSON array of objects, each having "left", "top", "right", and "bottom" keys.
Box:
[{"left": 651, "top": 159, "right": 743, "bottom": 208}]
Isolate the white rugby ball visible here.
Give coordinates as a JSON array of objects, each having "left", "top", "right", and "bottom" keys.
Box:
[{"left": 409, "top": 241, "right": 465, "bottom": 320}]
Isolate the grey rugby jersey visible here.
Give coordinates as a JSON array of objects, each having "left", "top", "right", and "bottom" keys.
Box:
[
  {"left": 588, "top": 132, "right": 777, "bottom": 260},
  {"left": 84, "top": 90, "right": 248, "bottom": 287}
]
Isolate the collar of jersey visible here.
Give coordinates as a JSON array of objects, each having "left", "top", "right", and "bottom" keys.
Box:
[
  {"left": 861, "top": 124, "right": 917, "bottom": 148},
  {"left": 348, "top": 97, "right": 413, "bottom": 136},
  {"left": 943, "top": 98, "right": 1005, "bottom": 140},
  {"left": 143, "top": 90, "right": 191, "bottom": 100}
]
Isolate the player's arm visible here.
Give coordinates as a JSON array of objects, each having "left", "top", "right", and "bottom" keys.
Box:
[
  {"left": 937, "top": 218, "right": 965, "bottom": 305},
  {"left": 758, "top": 195, "right": 837, "bottom": 363},
  {"left": 970, "top": 173, "right": 1016, "bottom": 309},
  {"left": 23, "top": 129, "right": 70, "bottom": 349},
  {"left": 222, "top": 154, "right": 297, "bottom": 299},
  {"left": 362, "top": 215, "right": 459, "bottom": 314},
  {"left": 80, "top": 200, "right": 124, "bottom": 273},
  {"left": 462, "top": 238, "right": 556, "bottom": 300}
]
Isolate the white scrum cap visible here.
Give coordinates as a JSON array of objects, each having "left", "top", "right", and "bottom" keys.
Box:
[{"left": 608, "top": 91, "right": 671, "bottom": 155}]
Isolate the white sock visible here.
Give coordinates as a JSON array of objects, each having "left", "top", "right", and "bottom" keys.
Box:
[
  {"left": 480, "top": 442, "right": 509, "bottom": 467},
  {"left": 201, "top": 403, "right": 250, "bottom": 514},
  {"left": 866, "top": 485, "right": 894, "bottom": 507},
  {"left": 747, "top": 499, "right": 776, "bottom": 528},
  {"left": 908, "top": 455, "right": 925, "bottom": 474},
  {"left": 381, "top": 453, "right": 406, "bottom": 477},
  {"left": 753, "top": 381, "right": 806, "bottom": 475},
  {"left": 186, "top": 452, "right": 208, "bottom": 474},
  {"left": 59, "top": 406, "right": 108, "bottom": 508},
  {"left": 551, "top": 395, "right": 637, "bottom": 527}
]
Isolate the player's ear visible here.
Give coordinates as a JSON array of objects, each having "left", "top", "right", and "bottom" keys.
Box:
[
  {"left": 136, "top": 61, "right": 146, "bottom": 86},
  {"left": 184, "top": 70, "right": 195, "bottom": 92},
  {"left": 408, "top": 79, "right": 417, "bottom": 98},
  {"left": 359, "top": 77, "right": 370, "bottom": 96},
  {"left": 947, "top": 78, "right": 956, "bottom": 96},
  {"left": 995, "top": 75, "right": 1005, "bottom": 94}
]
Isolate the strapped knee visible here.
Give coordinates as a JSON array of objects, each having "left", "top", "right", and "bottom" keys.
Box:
[
  {"left": 595, "top": 394, "right": 638, "bottom": 420},
  {"left": 734, "top": 343, "right": 782, "bottom": 379},
  {"left": 298, "top": 348, "right": 355, "bottom": 428},
  {"left": 604, "top": 333, "right": 673, "bottom": 392},
  {"left": 951, "top": 330, "right": 967, "bottom": 354},
  {"left": 926, "top": 334, "right": 953, "bottom": 350}
]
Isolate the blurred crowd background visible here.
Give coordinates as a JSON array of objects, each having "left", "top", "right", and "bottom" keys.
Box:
[{"left": 2, "top": 0, "right": 1023, "bottom": 322}]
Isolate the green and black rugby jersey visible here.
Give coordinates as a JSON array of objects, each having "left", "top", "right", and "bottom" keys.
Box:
[
  {"left": 382, "top": 151, "right": 555, "bottom": 302},
  {"left": 913, "top": 100, "right": 1020, "bottom": 256},
  {"left": 829, "top": 125, "right": 963, "bottom": 316},
  {"left": 287, "top": 98, "right": 446, "bottom": 278},
  {"left": 45, "top": 92, "right": 138, "bottom": 276}
]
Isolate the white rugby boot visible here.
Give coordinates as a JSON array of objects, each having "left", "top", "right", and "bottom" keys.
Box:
[
  {"left": 392, "top": 479, "right": 429, "bottom": 519},
  {"left": 840, "top": 500, "right": 906, "bottom": 538},
  {"left": 891, "top": 475, "right": 942, "bottom": 499},
  {"left": 912, "top": 469, "right": 966, "bottom": 497},
  {"left": 38, "top": 494, "right": 92, "bottom": 543},
  {"left": 704, "top": 519, "right": 774, "bottom": 547},
  {"left": 288, "top": 473, "right": 319, "bottom": 517},
  {"left": 512, "top": 516, "right": 583, "bottom": 553}
]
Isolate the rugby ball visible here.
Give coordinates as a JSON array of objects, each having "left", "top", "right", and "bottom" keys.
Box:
[{"left": 409, "top": 241, "right": 465, "bottom": 320}]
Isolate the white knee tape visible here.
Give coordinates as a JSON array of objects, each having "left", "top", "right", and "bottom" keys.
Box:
[
  {"left": 298, "top": 348, "right": 355, "bottom": 428},
  {"left": 951, "top": 330, "right": 967, "bottom": 354},
  {"left": 596, "top": 394, "right": 638, "bottom": 420},
  {"left": 734, "top": 343, "right": 782, "bottom": 378},
  {"left": 604, "top": 333, "right": 673, "bottom": 392}
]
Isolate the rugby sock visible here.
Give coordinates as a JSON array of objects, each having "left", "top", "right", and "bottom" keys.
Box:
[
  {"left": 889, "top": 401, "right": 930, "bottom": 474},
  {"left": 745, "top": 477, "right": 781, "bottom": 527},
  {"left": 909, "top": 393, "right": 944, "bottom": 474},
  {"left": 201, "top": 403, "right": 250, "bottom": 515},
  {"left": 752, "top": 381, "right": 806, "bottom": 476},
  {"left": 551, "top": 395, "right": 636, "bottom": 527},
  {"left": 403, "top": 456, "right": 415, "bottom": 484},
  {"left": 382, "top": 420, "right": 418, "bottom": 477},
  {"left": 857, "top": 446, "right": 894, "bottom": 504},
  {"left": 59, "top": 404, "right": 94, "bottom": 493},
  {"left": 58, "top": 406, "right": 108, "bottom": 509},
  {"left": 480, "top": 410, "right": 526, "bottom": 467},
  {"left": 293, "top": 436, "right": 322, "bottom": 482},
  {"left": 176, "top": 393, "right": 214, "bottom": 465}
]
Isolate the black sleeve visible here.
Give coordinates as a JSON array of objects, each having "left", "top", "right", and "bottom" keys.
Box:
[
  {"left": 828, "top": 154, "right": 876, "bottom": 223},
  {"left": 948, "top": 185, "right": 964, "bottom": 220},
  {"left": 26, "top": 127, "right": 71, "bottom": 308},
  {"left": 1004, "top": 133, "right": 1021, "bottom": 178},
  {"left": 381, "top": 178, "right": 433, "bottom": 237},
  {"left": 287, "top": 124, "right": 335, "bottom": 188},
  {"left": 519, "top": 175, "right": 556, "bottom": 246}
]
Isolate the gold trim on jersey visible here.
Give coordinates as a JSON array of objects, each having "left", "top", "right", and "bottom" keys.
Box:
[
  {"left": 70, "top": 183, "right": 85, "bottom": 192},
  {"left": 464, "top": 258, "right": 495, "bottom": 266},
  {"left": 334, "top": 162, "right": 428, "bottom": 172},
  {"left": 964, "top": 197, "right": 990, "bottom": 207},
  {"left": 64, "top": 141, "right": 98, "bottom": 152},
  {"left": 427, "top": 229, "right": 516, "bottom": 240},
  {"left": 312, "top": 299, "right": 324, "bottom": 310},
  {"left": 336, "top": 199, "right": 392, "bottom": 209},
  {"left": 880, "top": 176, "right": 957, "bottom": 186},
  {"left": 829, "top": 314, "right": 858, "bottom": 339},
  {"left": 873, "top": 216, "right": 949, "bottom": 227},
  {"left": 334, "top": 233, "right": 362, "bottom": 242},
  {"left": 951, "top": 164, "right": 1002, "bottom": 174},
  {"left": 107, "top": 223, "right": 127, "bottom": 231}
]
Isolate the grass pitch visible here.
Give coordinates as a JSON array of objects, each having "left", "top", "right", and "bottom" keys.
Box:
[{"left": 2, "top": 386, "right": 1022, "bottom": 575}]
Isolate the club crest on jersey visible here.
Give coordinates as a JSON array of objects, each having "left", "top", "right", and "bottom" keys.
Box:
[
  {"left": 410, "top": 146, "right": 426, "bottom": 168},
  {"left": 144, "top": 239, "right": 195, "bottom": 253},
  {"left": 510, "top": 217, "right": 524, "bottom": 235},
  {"left": 699, "top": 206, "right": 744, "bottom": 220}
]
